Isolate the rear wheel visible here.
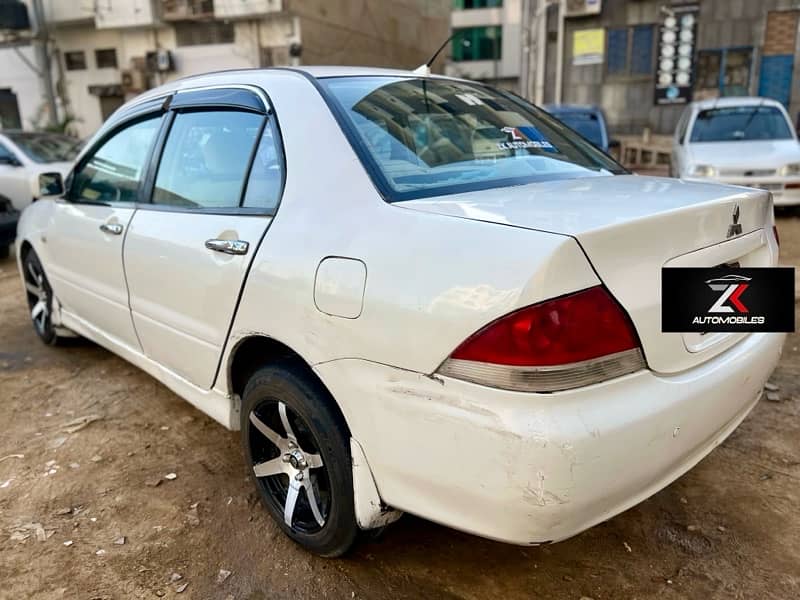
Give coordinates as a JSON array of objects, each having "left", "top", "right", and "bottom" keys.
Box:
[
  {"left": 240, "top": 363, "right": 358, "bottom": 557},
  {"left": 22, "top": 249, "right": 59, "bottom": 345}
]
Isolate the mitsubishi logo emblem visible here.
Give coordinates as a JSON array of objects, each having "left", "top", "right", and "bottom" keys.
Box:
[{"left": 727, "top": 205, "right": 742, "bottom": 238}]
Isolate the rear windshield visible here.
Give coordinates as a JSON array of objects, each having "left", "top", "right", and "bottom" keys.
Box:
[
  {"left": 550, "top": 111, "right": 605, "bottom": 148},
  {"left": 321, "top": 77, "right": 625, "bottom": 201},
  {"left": 5, "top": 132, "right": 81, "bottom": 163},
  {"left": 689, "top": 105, "right": 794, "bottom": 143}
]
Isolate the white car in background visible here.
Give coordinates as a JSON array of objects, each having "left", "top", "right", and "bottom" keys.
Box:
[
  {"left": 671, "top": 97, "right": 800, "bottom": 206},
  {"left": 15, "top": 68, "right": 784, "bottom": 556},
  {"left": 0, "top": 130, "right": 79, "bottom": 211}
]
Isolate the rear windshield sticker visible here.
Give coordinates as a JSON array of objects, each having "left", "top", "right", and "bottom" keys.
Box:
[{"left": 498, "top": 126, "right": 557, "bottom": 151}]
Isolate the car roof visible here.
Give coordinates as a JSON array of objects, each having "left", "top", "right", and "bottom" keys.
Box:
[{"left": 689, "top": 96, "right": 785, "bottom": 110}]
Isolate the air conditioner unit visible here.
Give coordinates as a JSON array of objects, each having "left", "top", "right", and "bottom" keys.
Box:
[
  {"left": 565, "top": 0, "right": 602, "bottom": 17},
  {"left": 121, "top": 68, "right": 146, "bottom": 93},
  {"left": 0, "top": 1, "right": 30, "bottom": 30},
  {"left": 145, "top": 49, "right": 175, "bottom": 73}
]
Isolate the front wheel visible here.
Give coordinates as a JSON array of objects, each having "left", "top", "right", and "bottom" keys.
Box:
[
  {"left": 240, "top": 363, "right": 358, "bottom": 557},
  {"left": 22, "top": 249, "right": 59, "bottom": 345}
]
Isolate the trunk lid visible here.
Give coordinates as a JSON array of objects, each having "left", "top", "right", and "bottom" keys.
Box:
[{"left": 401, "top": 174, "right": 777, "bottom": 374}]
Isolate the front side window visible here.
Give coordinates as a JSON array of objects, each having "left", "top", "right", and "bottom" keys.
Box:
[
  {"left": 71, "top": 116, "right": 161, "bottom": 204},
  {"left": 323, "top": 77, "right": 624, "bottom": 201},
  {"left": 0, "top": 141, "right": 17, "bottom": 163},
  {"left": 152, "top": 110, "right": 263, "bottom": 209},
  {"left": 689, "top": 105, "right": 793, "bottom": 143}
]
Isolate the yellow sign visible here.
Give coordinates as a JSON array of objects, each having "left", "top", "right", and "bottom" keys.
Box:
[{"left": 573, "top": 29, "right": 605, "bottom": 65}]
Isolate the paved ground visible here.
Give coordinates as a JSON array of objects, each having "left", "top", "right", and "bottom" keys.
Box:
[{"left": 1, "top": 214, "right": 799, "bottom": 600}]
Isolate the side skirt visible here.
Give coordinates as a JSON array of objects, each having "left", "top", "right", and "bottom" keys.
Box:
[{"left": 61, "top": 309, "right": 237, "bottom": 429}]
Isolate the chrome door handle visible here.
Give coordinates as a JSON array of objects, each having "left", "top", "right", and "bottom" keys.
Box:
[
  {"left": 99, "top": 223, "right": 123, "bottom": 235},
  {"left": 205, "top": 239, "right": 249, "bottom": 255}
]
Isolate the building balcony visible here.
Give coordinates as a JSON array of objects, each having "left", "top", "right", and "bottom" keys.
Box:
[
  {"left": 43, "top": 0, "right": 94, "bottom": 24},
  {"left": 95, "top": 0, "right": 157, "bottom": 29},
  {"left": 214, "top": 0, "right": 282, "bottom": 20},
  {"left": 160, "top": 0, "right": 214, "bottom": 21}
]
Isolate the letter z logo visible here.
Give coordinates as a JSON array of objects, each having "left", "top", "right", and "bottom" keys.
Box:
[{"left": 706, "top": 274, "right": 750, "bottom": 313}]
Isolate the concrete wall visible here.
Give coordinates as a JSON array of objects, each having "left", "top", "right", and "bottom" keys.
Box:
[{"left": 288, "top": 0, "right": 451, "bottom": 70}]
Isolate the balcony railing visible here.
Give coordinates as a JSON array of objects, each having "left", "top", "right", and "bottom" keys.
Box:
[{"left": 160, "top": 0, "right": 214, "bottom": 21}]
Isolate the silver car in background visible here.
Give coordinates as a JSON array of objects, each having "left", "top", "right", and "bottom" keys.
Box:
[{"left": 671, "top": 96, "right": 800, "bottom": 206}]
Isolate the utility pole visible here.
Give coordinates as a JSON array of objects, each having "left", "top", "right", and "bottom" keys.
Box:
[
  {"left": 521, "top": 0, "right": 557, "bottom": 105},
  {"left": 31, "top": 0, "right": 58, "bottom": 127}
]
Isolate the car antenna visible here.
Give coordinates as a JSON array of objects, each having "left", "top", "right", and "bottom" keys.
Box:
[{"left": 413, "top": 32, "right": 456, "bottom": 76}]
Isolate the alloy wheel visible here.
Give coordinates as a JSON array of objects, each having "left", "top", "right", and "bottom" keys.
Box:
[
  {"left": 248, "top": 400, "right": 331, "bottom": 533},
  {"left": 24, "top": 256, "right": 51, "bottom": 336}
]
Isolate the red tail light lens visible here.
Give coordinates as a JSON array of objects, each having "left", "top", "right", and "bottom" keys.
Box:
[
  {"left": 438, "top": 286, "right": 645, "bottom": 392},
  {"left": 451, "top": 286, "right": 640, "bottom": 366}
]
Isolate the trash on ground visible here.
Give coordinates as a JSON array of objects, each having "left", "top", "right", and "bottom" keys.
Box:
[
  {"left": 216, "top": 569, "right": 232, "bottom": 584},
  {"left": 165, "top": 473, "right": 177, "bottom": 481},
  {"left": 62, "top": 414, "right": 103, "bottom": 434}
]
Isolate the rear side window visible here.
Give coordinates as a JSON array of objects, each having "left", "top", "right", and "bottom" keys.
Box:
[
  {"left": 242, "top": 123, "right": 283, "bottom": 211},
  {"left": 322, "top": 77, "right": 625, "bottom": 202},
  {"left": 71, "top": 116, "right": 161, "bottom": 204},
  {"left": 152, "top": 110, "right": 263, "bottom": 209}
]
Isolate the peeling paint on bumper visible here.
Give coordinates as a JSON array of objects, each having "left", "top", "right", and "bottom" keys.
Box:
[{"left": 316, "top": 332, "right": 784, "bottom": 545}]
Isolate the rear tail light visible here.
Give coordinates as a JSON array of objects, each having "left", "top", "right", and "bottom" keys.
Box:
[{"left": 436, "top": 286, "right": 645, "bottom": 392}]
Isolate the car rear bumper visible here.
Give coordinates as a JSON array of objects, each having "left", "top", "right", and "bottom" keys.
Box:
[
  {"left": 316, "top": 331, "right": 784, "bottom": 544},
  {"left": 0, "top": 210, "right": 19, "bottom": 248}
]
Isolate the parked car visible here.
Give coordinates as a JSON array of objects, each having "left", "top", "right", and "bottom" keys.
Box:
[
  {"left": 0, "top": 130, "right": 79, "bottom": 211},
  {"left": 16, "top": 68, "right": 783, "bottom": 557},
  {"left": 0, "top": 194, "right": 18, "bottom": 258},
  {"left": 543, "top": 104, "right": 612, "bottom": 152},
  {"left": 671, "top": 96, "right": 800, "bottom": 206}
]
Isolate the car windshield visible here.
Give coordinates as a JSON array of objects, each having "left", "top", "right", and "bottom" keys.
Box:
[
  {"left": 322, "top": 77, "right": 625, "bottom": 201},
  {"left": 689, "top": 105, "right": 794, "bottom": 143},
  {"left": 5, "top": 132, "right": 81, "bottom": 163},
  {"left": 550, "top": 111, "right": 605, "bottom": 148}
]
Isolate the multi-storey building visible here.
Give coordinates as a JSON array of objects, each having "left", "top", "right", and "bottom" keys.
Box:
[
  {"left": 445, "top": 0, "right": 522, "bottom": 89},
  {"left": 0, "top": 0, "right": 450, "bottom": 137}
]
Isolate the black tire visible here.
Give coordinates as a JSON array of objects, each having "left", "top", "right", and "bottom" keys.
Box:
[
  {"left": 240, "top": 363, "right": 358, "bottom": 557},
  {"left": 22, "top": 249, "right": 59, "bottom": 345},
  {"left": 0, "top": 245, "right": 9, "bottom": 259}
]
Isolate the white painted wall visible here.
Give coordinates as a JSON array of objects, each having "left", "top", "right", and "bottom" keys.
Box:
[{"left": 0, "top": 46, "right": 43, "bottom": 129}]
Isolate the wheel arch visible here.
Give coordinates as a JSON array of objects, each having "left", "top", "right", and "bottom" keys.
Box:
[{"left": 226, "top": 334, "right": 351, "bottom": 436}]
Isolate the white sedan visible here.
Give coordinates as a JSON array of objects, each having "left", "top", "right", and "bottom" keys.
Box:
[
  {"left": 15, "top": 67, "right": 784, "bottom": 556},
  {"left": 672, "top": 96, "right": 800, "bottom": 206},
  {"left": 0, "top": 130, "right": 77, "bottom": 210}
]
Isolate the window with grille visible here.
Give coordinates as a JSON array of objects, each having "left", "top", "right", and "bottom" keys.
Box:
[
  {"left": 95, "top": 48, "right": 118, "bottom": 69},
  {"left": 64, "top": 51, "right": 87, "bottom": 71},
  {"left": 606, "top": 25, "right": 655, "bottom": 77},
  {"left": 174, "top": 21, "right": 235, "bottom": 46}
]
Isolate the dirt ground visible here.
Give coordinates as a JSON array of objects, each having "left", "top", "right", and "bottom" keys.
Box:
[{"left": 1, "top": 215, "right": 798, "bottom": 600}]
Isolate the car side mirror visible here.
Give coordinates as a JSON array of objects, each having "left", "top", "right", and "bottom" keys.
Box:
[
  {"left": 0, "top": 155, "right": 22, "bottom": 167},
  {"left": 39, "top": 172, "right": 65, "bottom": 197}
]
